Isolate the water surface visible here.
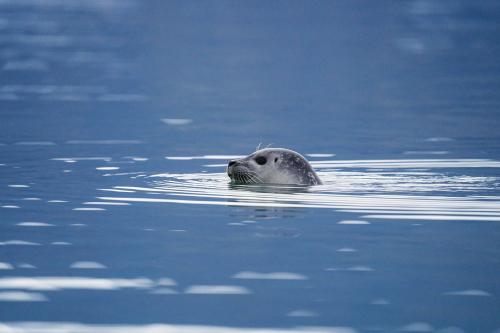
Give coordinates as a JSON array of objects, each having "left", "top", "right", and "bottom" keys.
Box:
[{"left": 1, "top": 1, "right": 500, "bottom": 332}]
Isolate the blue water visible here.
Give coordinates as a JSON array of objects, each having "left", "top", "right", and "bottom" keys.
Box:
[{"left": 1, "top": 1, "right": 500, "bottom": 332}]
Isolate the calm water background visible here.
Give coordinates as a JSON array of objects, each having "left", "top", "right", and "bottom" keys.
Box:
[{"left": 1, "top": 1, "right": 500, "bottom": 332}]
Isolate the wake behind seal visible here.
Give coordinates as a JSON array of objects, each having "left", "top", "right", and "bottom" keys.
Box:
[{"left": 227, "top": 148, "right": 322, "bottom": 185}]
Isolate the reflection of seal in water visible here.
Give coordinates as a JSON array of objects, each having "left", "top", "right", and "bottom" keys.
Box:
[{"left": 227, "top": 148, "right": 322, "bottom": 185}]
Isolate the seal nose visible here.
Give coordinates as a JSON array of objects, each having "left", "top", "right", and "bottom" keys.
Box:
[{"left": 227, "top": 160, "right": 238, "bottom": 177}]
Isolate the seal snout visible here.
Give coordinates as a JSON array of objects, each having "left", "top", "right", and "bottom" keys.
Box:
[{"left": 227, "top": 159, "right": 239, "bottom": 177}]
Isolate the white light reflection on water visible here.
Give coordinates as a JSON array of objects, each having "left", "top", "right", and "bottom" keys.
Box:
[
  {"left": 0, "top": 0, "right": 137, "bottom": 10},
  {"left": 69, "top": 261, "right": 107, "bottom": 269},
  {"left": 0, "top": 291, "right": 47, "bottom": 302},
  {"left": 13, "top": 141, "right": 56, "bottom": 146},
  {"left": 96, "top": 166, "right": 120, "bottom": 171},
  {"left": 96, "top": 158, "right": 500, "bottom": 222},
  {"left": 72, "top": 207, "right": 106, "bottom": 211},
  {"left": 443, "top": 289, "right": 491, "bottom": 297},
  {"left": 232, "top": 271, "right": 308, "bottom": 280},
  {"left": 166, "top": 155, "right": 245, "bottom": 161},
  {"left": 16, "top": 222, "right": 55, "bottom": 227},
  {"left": 51, "top": 242, "right": 71, "bottom": 246},
  {"left": 184, "top": 285, "right": 251, "bottom": 295},
  {"left": 0, "top": 262, "right": 14, "bottom": 270},
  {"left": 400, "top": 322, "right": 434, "bottom": 332},
  {"left": 287, "top": 310, "right": 319, "bottom": 317},
  {"left": 83, "top": 201, "right": 130, "bottom": 206},
  {"left": 0, "top": 322, "right": 356, "bottom": 333},
  {"left": 161, "top": 118, "right": 193, "bottom": 126},
  {"left": 0, "top": 277, "right": 154, "bottom": 290},
  {"left": 338, "top": 220, "right": 370, "bottom": 225},
  {"left": 0, "top": 240, "right": 41, "bottom": 246}
]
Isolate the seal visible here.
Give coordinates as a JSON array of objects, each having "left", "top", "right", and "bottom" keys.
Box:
[{"left": 227, "top": 148, "right": 322, "bottom": 185}]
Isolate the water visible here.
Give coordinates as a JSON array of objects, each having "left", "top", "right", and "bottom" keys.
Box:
[{"left": 1, "top": 1, "right": 500, "bottom": 332}]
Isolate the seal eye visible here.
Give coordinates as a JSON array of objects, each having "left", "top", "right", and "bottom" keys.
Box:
[{"left": 255, "top": 156, "right": 267, "bottom": 165}]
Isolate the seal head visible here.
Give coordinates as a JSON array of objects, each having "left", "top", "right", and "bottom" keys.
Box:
[{"left": 227, "top": 148, "right": 322, "bottom": 185}]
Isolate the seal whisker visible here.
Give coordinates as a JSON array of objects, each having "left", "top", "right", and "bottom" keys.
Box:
[
  {"left": 243, "top": 173, "right": 258, "bottom": 184},
  {"left": 247, "top": 174, "right": 256, "bottom": 184},
  {"left": 234, "top": 172, "right": 252, "bottom": 184},
  {"left": 244, "top": 174, "right": 255, "bottom": 184},
  {"left": 252, "top": 176, "right": 261, "bottom": 184},
  {"left": 233, "top": 171, "right": 260, "bottom": 184},
  {"left": 238, "top": 174, "right": 246, "bottom": 183},
  {"left": 246, "top": 171, "right": 263, "bottom": 183},
  {"left": 248, "top": 174, "right": 262, "bottom": 184}
]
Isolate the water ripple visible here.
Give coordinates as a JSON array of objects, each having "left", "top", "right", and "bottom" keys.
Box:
[{"left": 97, "top": 158, "right": 500, "bottom": 222}]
